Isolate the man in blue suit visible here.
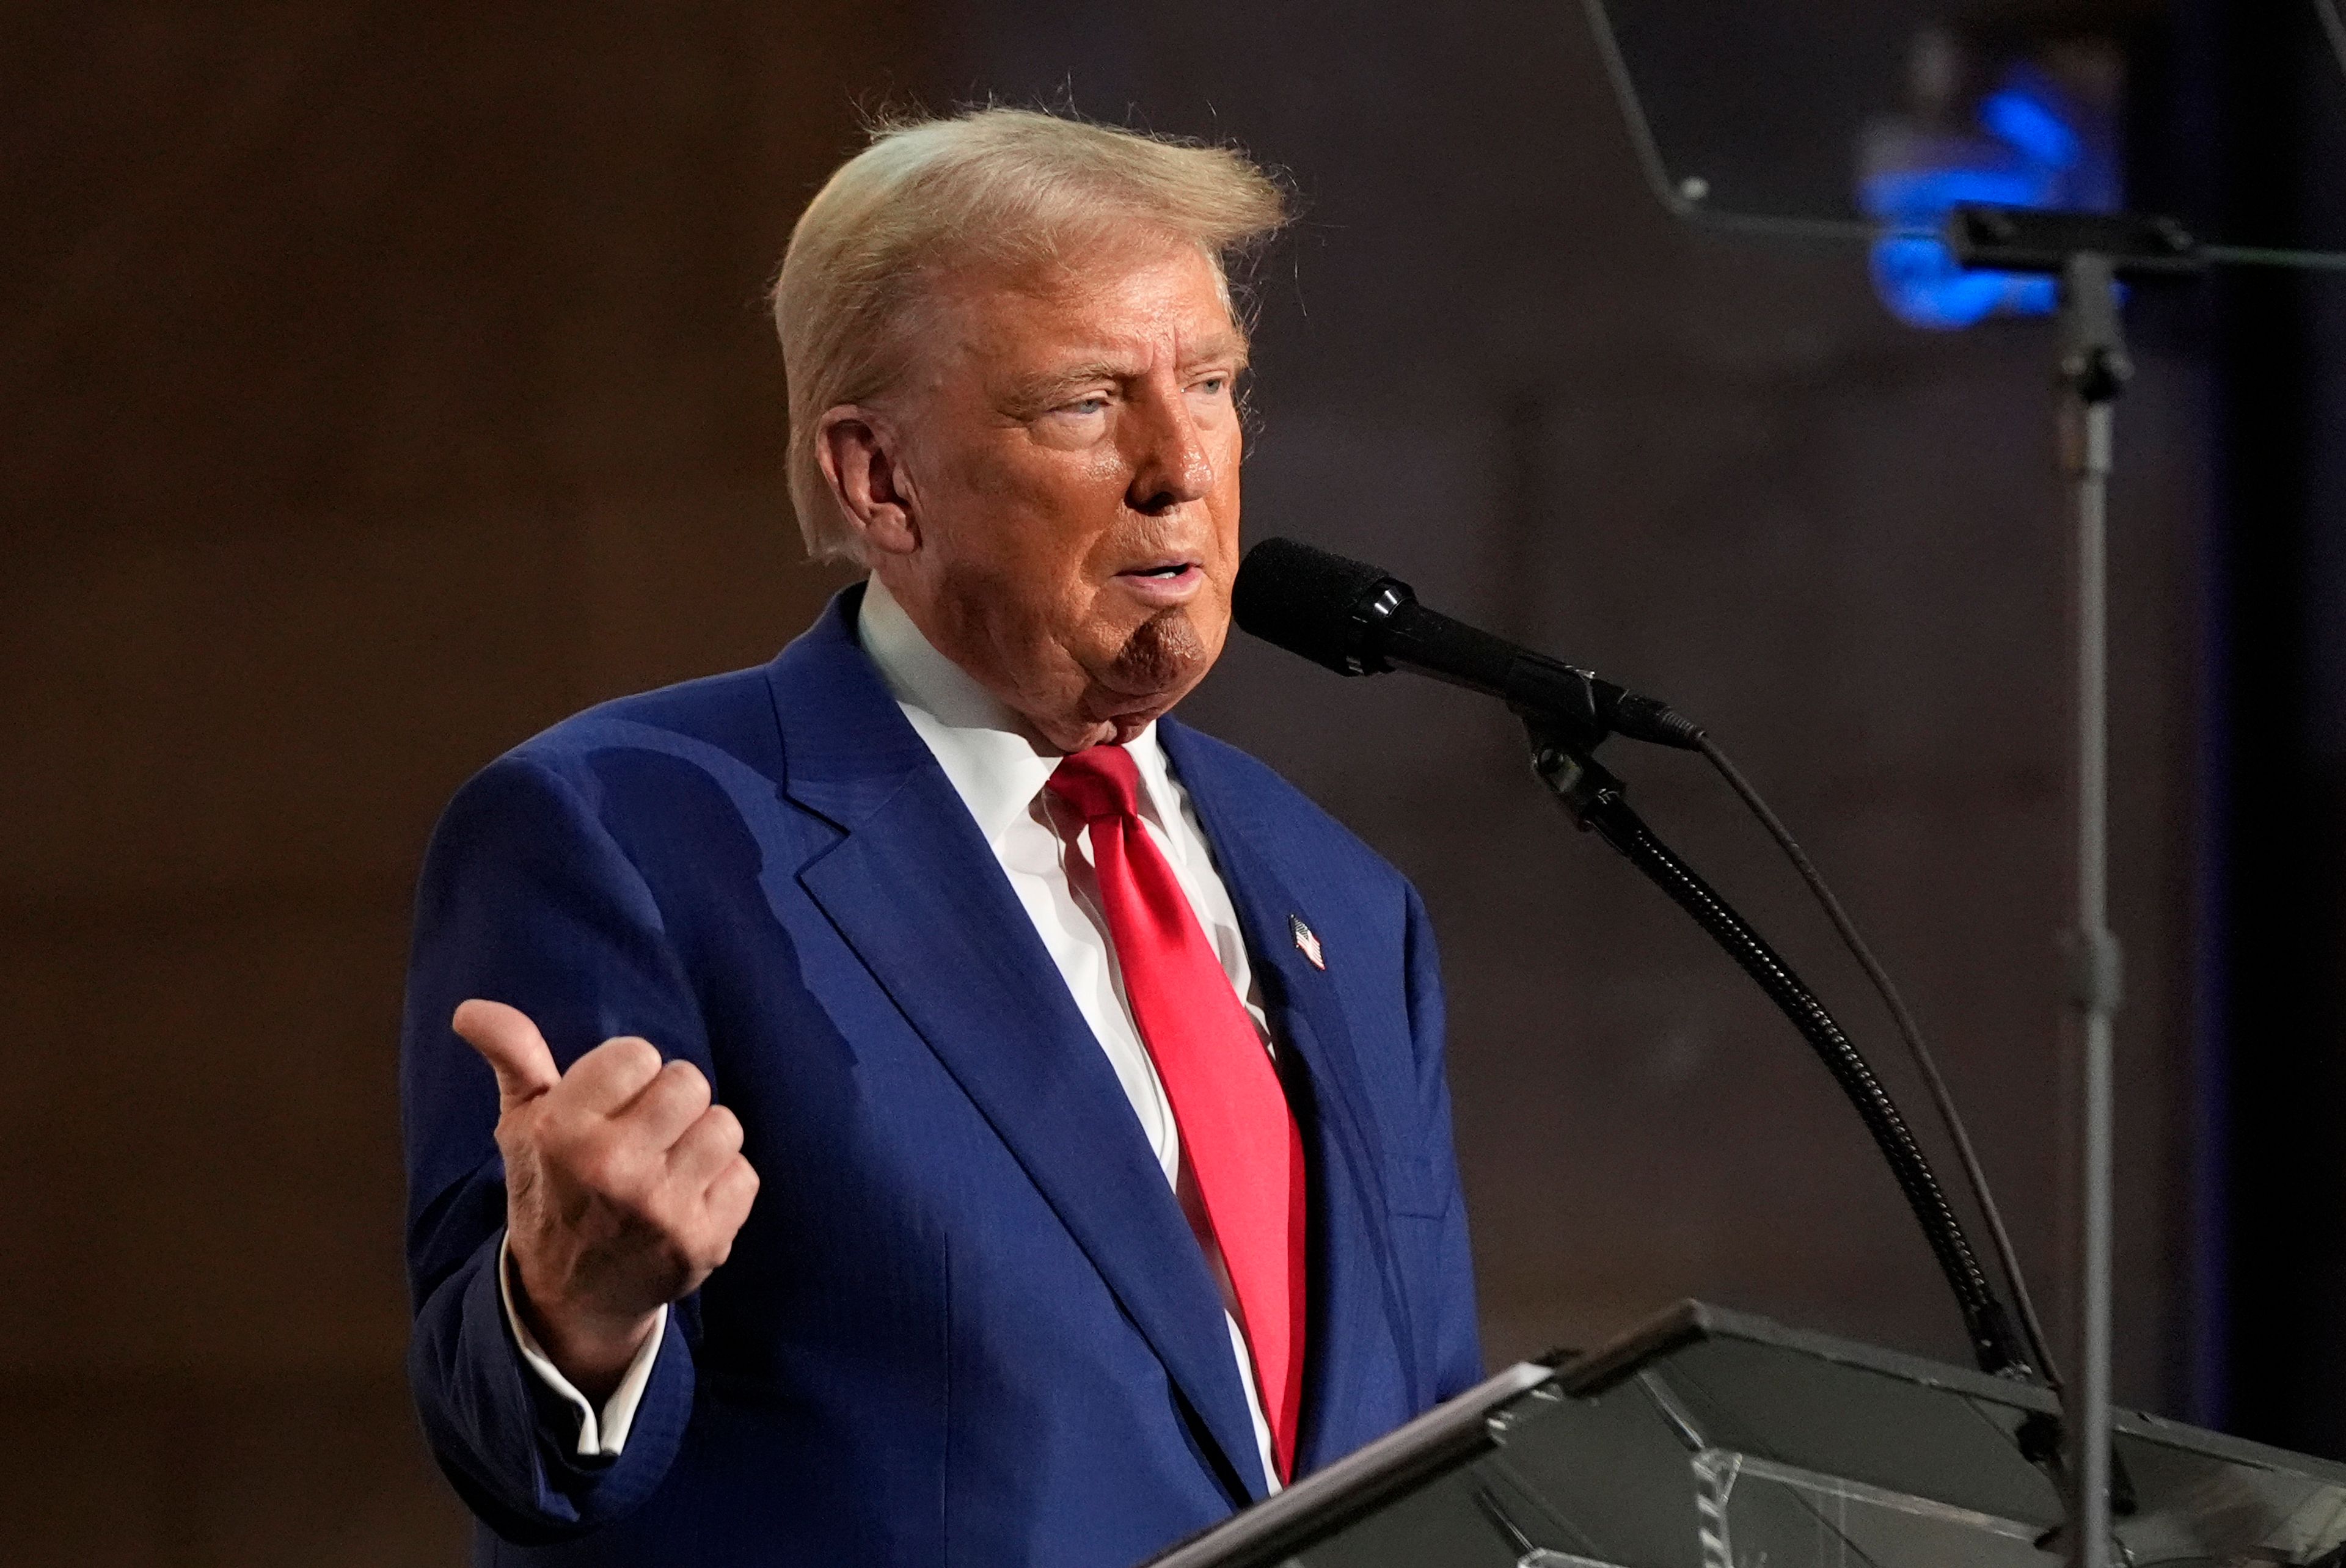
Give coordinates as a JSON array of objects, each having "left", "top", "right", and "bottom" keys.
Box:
[{"left": 401, "top": 107, "right": 1482, "bottom": 1566}]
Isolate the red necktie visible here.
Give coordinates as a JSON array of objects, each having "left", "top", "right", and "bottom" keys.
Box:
[{"left": 1047, "top": 745, "right": 1307, "bottom": 1482}]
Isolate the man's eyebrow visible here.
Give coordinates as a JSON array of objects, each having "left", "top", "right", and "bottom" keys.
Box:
[
  {"left": 1186, "top": 331, "right": 1252, "bottom": 370},
  {"left": 1008, "top": 360, "right": 1133, "bottom": 403},
  {"left": 1005, "top": 337, "right": 1253, "bottom": 407}
]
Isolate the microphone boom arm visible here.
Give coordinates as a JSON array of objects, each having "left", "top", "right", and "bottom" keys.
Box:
[{"left": 1526, "top": 720, "right": 2035, "bottom": 1381}]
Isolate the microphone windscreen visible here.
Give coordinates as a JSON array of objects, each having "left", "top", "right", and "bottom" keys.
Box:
[{"left": 1232, "top": 537, "right": 1400, "bottom": 675}]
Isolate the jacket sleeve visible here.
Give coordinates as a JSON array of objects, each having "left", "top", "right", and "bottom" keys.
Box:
[
  {"left": 400, "top": 751, "right": 712, "bottom": 1543},
  {"left": 1401, "top": 881, "right": 1485, "bottom": 1401}
]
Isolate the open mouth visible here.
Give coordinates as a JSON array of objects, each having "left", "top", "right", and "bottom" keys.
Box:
[{"left": 1120, "top": 561, "right": 1200, "bottom": 580}]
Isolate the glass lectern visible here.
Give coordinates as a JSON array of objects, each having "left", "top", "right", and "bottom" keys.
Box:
[{"left": 1144, "top": 1302, "right": 2346, "bottom": 1568}]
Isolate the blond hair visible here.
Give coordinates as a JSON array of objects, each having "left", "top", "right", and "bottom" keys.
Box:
[{"left": 771, "top": 107, "right": 1290, "bottom": 563}]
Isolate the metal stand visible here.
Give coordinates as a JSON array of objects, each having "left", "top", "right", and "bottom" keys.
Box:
[
  {"left": 2055, "top": 250, "right": 2130, "bottom": 1568},
  {"left": 1942, "top": 207, "right": 2206, "bottom": 1568},
  {"left": 1943, "top": 205, "right": 2210, "bottom": 1568}
]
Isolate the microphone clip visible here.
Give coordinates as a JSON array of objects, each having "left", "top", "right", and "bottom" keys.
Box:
[{"left": 1526, "top": 718, "right": 1631, "bottom": 842}]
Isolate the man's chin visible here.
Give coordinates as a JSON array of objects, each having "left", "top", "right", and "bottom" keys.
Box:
[
  {"left": 1101, "top": 608, "right": 1215, "bottom": 699},
  {"left": 1053, "top": 609, "right": 1219, "bottom": 747}
]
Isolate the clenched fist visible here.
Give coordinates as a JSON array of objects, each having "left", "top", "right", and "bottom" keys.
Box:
[{"left": 454, "top": 999, "right": 760, "bottom": 1401}]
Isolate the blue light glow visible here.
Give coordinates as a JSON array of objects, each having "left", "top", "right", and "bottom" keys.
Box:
[
  {"left": 1979, "top": 84, "right": 2083, "bottom": 172},
  {"left": 1859, "top": 62, "right": 2114, "bottom": 330}
]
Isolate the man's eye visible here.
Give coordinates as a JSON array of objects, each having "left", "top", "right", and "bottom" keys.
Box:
[
  {"left": 1194, "top": 376, "right": 1229, "bottom": 396},
  {"left": 1061, "top": 396, "right": 1109, "bottom": 415}
]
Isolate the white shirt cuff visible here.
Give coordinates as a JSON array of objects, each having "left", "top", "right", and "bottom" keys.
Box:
[{"left": 497, "top": 1231, "right": 667, "bottom": 1458}]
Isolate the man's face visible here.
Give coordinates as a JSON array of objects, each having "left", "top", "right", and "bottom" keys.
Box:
[{"left": 838, "top": 237, "right": 1249, "bottom": 751}]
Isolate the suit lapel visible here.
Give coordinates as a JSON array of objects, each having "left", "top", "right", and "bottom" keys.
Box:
[
  {"left": 766, "top": 591, "right": 1273, "bottom": 1502},
  {"left": 1159, "top": 721, "right": 1425, "bottom": 1470}
]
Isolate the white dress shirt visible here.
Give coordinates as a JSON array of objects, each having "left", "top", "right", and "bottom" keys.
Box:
[{"left": 506, "top": 575, "right": 1283, "bottom": 1490}]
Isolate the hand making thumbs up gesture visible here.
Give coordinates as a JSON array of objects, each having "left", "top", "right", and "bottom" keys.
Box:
[{"left": 453, "top": 999, "right": 761, "bottom": 1401}]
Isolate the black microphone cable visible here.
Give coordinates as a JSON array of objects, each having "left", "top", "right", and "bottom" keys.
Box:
[{"left": 1690, "top": 729, "right": 2061, "bottom": 1389}]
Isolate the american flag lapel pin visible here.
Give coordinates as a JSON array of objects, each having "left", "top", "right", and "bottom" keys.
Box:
[{"left": 1289, "top": 913, "right": 1325, "bottom": 971}]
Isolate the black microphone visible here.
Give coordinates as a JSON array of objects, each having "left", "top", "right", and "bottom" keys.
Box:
[{"left": 1232, "top": 536, "right": 1702, "bottom": 751}]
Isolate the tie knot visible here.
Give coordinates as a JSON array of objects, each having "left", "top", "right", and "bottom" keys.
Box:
[{"left": 1046, "top": 745, "right": 1143, "bottom": 822}]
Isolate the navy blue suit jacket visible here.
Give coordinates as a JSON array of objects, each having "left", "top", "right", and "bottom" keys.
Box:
[{"left": 401, "top": 586, "right": 1482, "bottom": 1566}]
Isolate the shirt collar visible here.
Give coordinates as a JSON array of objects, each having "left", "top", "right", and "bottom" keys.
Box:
[{"left": 856, "top": 574, "right": 1181, "bottom": 847}]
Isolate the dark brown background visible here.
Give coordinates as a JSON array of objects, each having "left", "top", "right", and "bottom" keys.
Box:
[{"left": 5, "top": 2, "right": 2323, "bottom": 1562}]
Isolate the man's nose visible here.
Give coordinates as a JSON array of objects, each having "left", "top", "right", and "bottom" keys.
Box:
[{"left": 1123, "top": 390, "right": 1216, "bottom": 515}]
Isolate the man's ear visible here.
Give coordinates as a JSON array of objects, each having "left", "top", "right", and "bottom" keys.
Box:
[{"left": 816, "top": 406, "right": 921, "bottom": 558}]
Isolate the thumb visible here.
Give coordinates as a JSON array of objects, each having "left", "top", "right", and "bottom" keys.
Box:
[{"left": 452, "top": 999, "right": 562, "bottom": 1112}]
